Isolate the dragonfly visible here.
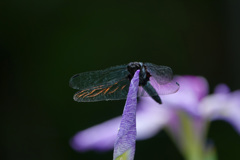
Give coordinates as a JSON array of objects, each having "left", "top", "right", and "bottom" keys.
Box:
[{"left": 69, "top": 62, "right": 179, "bottom": 104}]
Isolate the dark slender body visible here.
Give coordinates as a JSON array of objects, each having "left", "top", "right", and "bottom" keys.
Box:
[{"left": 127, "top": 62, "right": 162, "bottom": 104}]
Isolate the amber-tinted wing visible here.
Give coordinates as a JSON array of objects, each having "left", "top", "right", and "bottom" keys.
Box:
[
  {"left": 69, "top": 64, "right": 130, "bottom": 102},
  {"left": 73, "top": 78, "right": 130, "bottom": 102}
]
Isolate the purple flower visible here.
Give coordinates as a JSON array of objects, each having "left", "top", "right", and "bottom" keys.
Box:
[
  {"left": 70, "top": 75, "right": 240, "bottom": 160},
  {"left": 113, "top": 70, "right": 139, "bottom": 160},
  {"left": 199, "top": 84, "right": 240, "bottom": 133}
]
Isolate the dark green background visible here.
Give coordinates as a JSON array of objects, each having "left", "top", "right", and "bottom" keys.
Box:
[{"left": 1, "top": 0, "right": 240, "bottom": 159}]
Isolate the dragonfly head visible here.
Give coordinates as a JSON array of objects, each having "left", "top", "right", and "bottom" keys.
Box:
[
  {"left": 127, "top": 62, "right": 151, "bottom": 86},
  {"left": 127, "top": 62, "right": 148, "bottom": 84},
  {"left": 127, "top": 62, "right": 143, "bottom": 75}
]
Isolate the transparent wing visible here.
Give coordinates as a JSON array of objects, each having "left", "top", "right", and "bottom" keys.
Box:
[
  {"left": 138, "top": 63, "right": 179, "bottom": 97},
  {"left": 138, "top": 76, "right": 179, "bottom": 97},
  {"left": 73, "top": 78, "right": 130, "bottom": 102},
  {"left": 69, "top": 65, "right": 128, "bottom": 90},
  {"left": 144, "top": 63, "right": 173, "bottom": 85}
]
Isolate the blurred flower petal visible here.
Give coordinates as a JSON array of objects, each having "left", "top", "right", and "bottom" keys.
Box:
[
  {"left": 136, "top": 97, "right": 170, "bottom": 140},
  {"left": 113, "top": 70, "right": 139, "bottom": 160},
  {"left": 214, "top": 83, "right": 230, "bottom": 94},
  {"left": 161, "top": 76, "right": 208, "bottom": 116},
  {"left": 70, "top": 117, "right": 121, "bottom": 152},
  {"left": 70, "top": 97, "right": 171, "bottom": 152},
  {"left": 199, "top": 90, "right": 240, "bottom": 133}
]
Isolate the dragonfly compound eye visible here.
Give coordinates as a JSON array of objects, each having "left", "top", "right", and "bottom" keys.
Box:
[{"left": 127, "top": 62, "right": 142, "bottom": 75}]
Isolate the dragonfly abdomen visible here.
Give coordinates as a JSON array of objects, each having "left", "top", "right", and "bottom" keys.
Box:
[{"left": 142, "top": 81, "right": 162, "bottom": 104}]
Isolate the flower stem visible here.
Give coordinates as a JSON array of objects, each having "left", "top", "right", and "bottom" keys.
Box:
[
  {"left": 178, "top": 112, "right": 204, "bottom": 160},
  {"left": 166, "top": 111, "right": 217, "bottom": 160}
]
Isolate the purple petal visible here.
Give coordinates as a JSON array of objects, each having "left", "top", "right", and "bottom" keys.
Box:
[
  {"left": 113, "top": 70, "right": 139, "bottom": 160},
  {"left": 136, "top": 97, "right": 170, "bottom": 140},
  {"left": 69, "top": 98, "right": 170, "bottom": 152},
  {"left": 160, "top": 75, "right": 209, "bottom": 116},
  {"left": 175, "top": 75, "right": 209, "bottom": 100},
  {"left": 214, "top": 83, "right": 230, "bottom": 94},
  {"left": 199, "top": 90, "right": 240, "bottom": 133},
  {"left": 70, "top": 117, "right": 121, "bottom": 152},
  {"left": 70, "top": 96, "right": 170, "bottom": 152}
]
